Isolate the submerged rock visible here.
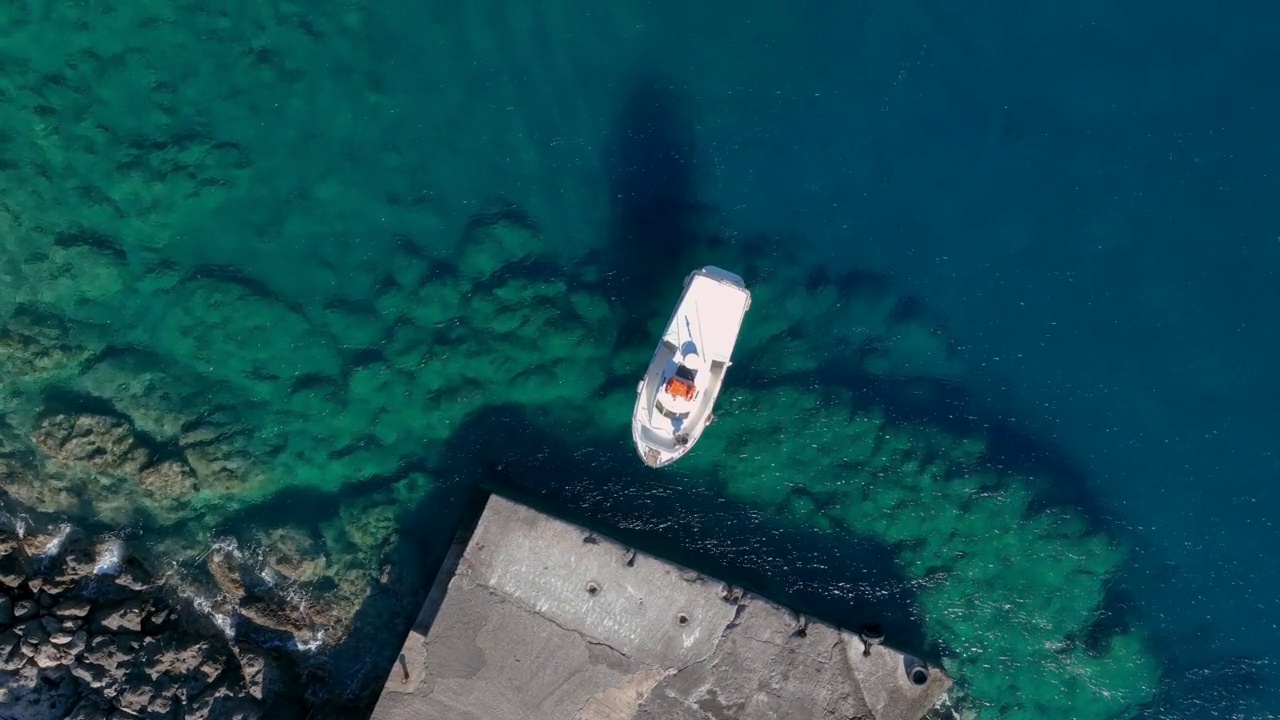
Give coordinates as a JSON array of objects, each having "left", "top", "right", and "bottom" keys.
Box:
[
  {"left": 238, "top": 594, "right": 314, "bottom": 635},
  {"left": 137, "top": 457, "right": 200, "bottom": 501},
  {"left": 11, "top": 406, "right": 262, "bottom": 526},
  {"left": 258, "top": 527, "right": 327, "bottom": 584},
  {"left": 180, "top": 432, "right": 253, "bottom": 494},
  {"left": 30, "top": 413, "right": 149, "bottom": 476},
  {"left": 208, "top": 547, "right": 248, "bottom": 601},
  {"left": 0, "top": 307, "right": 95, "bottom": 380},
  {"left": 73, "top": 351, "right": 202, "bottom": 442}
]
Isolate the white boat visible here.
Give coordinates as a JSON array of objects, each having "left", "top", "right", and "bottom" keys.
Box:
[{"left": 632, "top": 265, "right": 752, "bottom": 468}]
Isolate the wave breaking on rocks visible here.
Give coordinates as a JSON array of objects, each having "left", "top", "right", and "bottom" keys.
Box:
[{"left": 0, "top": 520, "right": 303, "bottom": 720}]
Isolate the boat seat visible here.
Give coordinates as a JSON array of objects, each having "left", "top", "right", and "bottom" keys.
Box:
[{"left": 665, "top": 376, "right": 697, "bottom": 401}]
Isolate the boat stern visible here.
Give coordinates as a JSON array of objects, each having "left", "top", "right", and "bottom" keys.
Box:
[
  {"left": 639, "top": 445, "right": 663, "bottom": 468},
  {"left": 636, "top": 443, "right": 689, "bottom": 469},
  {"left": 632, "top": 422, "right": 689, "bottom": 469}
]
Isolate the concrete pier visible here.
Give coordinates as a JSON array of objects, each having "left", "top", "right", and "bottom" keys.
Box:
[{"left": 371, "top": 494, "right": 952, "bottom": 720}]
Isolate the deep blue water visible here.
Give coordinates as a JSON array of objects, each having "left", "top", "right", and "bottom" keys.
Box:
[{"left": 701, "top": 0, "right": 1280, "bottom": 714}]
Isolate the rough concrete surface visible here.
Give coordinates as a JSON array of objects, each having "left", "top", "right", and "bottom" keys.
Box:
[{"left": 371, "top": 495, "right": 951, "bottom": 720}]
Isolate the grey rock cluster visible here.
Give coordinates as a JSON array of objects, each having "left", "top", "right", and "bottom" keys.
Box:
[{"left": 0, "top": 530, "right": 298, "bottom": 720}]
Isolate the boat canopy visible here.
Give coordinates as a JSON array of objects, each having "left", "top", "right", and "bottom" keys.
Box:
[{"left": 660, "top": 275, "right": 750, "bottom": 364}]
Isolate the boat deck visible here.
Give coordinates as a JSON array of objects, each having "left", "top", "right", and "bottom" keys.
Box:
[{"left": 661, "top": 272, "right": 750, "bottom": 364}]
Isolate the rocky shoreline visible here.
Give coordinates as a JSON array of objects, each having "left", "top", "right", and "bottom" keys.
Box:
[{"left": 0, "top": 527, "right": 301, "bottom": 720}]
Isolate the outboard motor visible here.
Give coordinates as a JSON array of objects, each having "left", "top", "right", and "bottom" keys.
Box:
[{"left": 902, "top": 654, "right": 931, "bottom": 686}]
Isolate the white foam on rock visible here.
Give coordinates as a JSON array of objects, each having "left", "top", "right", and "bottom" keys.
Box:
[
  {"left": 93, "top": 538, "right": 127, "bottom": 575},
  {"left": 41, "top": 523, "right": 73, "bottom": 557}
]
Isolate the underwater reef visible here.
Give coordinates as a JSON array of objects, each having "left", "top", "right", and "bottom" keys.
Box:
[
  {"left": 0, "top": 2, "right": 1163, "bottom": 717},
  {"left": 1, "top": 209, "right": 1162, "bottom": 718}
]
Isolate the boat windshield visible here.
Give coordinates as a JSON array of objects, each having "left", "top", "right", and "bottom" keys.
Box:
[{"left": 674, "top": 363, "right": 698, "bottom": 382}]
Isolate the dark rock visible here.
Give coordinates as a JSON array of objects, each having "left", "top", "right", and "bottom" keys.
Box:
[
  {"left": 178, "top": 413, "right": 237, "bottom": 446},
  {"left": 113, "top": 681, "right": 155, "bottom": 715},
  {"left": 59, "top": 546, "right": 99, "bottom": 579},
  {"left": 185, "top": 680, "right": 265, "bottom": 720},
  {"left": 112, "top": 676, "right": 156, "bottom": 712},
  {"left": 0, "top": 554, "right": 24, "bottom": 588},
  {"left": 65, "top": 697, "right": 114, "bottom": 720},
  {"left": 232, "top": 645, "right": 277, "bottom": 700},
  {"left": 0, "top": 651, "right": 26, "bottom": 673},
  {"left": 114, "top": 559, "right": 158, "bottom": 591},
  {"left": 208, "top": 549, "right": 247, "bottom": 600},
  {"left": 0, "top": 628, "right": 23, "bottom": 670},
  {"left": 148, "top": 693, "right": 174, "bottom": 715},
  {"left": 33, "top": 640, "right": 71, "bottom": 668},
  {"left": 0, "top": 529, "right": 294, "bottom": 718},
  {"left": 38, "top": 576, "right": 78, "bottom": 595},
  {"left": 114, "top": 635, "right": 227, "bottom": 707},
  {"left": 117, "top": 632, "right": 145, "bottom": 653},
  {"left": 0, "top": 662, "right": 79, "bottom": 719},
  {"left": 64, "top": 629, "right": 88, "bottom": 657},
  {"left": 0, "top": 308, "right": 92, "bottom": 380},
  {"left": 54, "top": 599, "right": 92, "bottom": 618},
  {"left": 19, "top": 618, "right": 48, "bottom": 646},
  {"left": 20, "top": 532, "right": 66, "bottom": 557},
  {"left": 143, "top": 638, "right": 225, "bottom": 687},
  {"left": 147, "top": 606, "right": 172, "bottom": 629},
  {"left": 79, "top": 633, "right": 126, "bottom": 676},
  {"left": 238, "top": 595, "right": 312, "bottom": 635},
  {"left": 69, "top": 658, "right": 111, "bottom": 687},
  {"left": 93, "top": 598, "right": 148, "bottom": 633},
  {"left": 14, "top": 599, "right": 37, "bottom": 621}
]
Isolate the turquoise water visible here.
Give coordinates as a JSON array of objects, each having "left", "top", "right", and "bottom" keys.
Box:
[{"left": 1, "top": 1, "right": 1277, "bottom": 717}]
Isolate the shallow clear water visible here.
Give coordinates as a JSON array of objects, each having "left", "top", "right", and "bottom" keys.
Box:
[{"left": 1, "top": 1, "right": 1276, "bottom": 717}]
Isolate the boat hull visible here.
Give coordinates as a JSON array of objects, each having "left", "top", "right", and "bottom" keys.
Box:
[{"left": 632, "top": 266, "right": 751, "bottom": 468}]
